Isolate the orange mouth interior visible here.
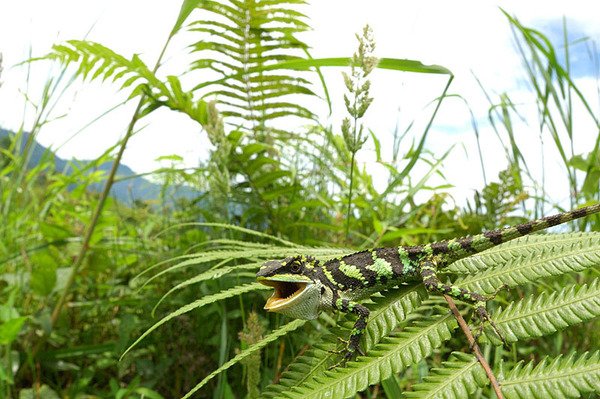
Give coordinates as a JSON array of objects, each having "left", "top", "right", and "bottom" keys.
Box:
[{"left": 260, "top": 280, "right": 308, "bottom": 309}]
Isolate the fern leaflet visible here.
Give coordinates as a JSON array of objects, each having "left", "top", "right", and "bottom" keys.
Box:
[
  {"left": 404, "top": 352, "right": 488, "bottom": 399},
  {"left": 182, "top": 319, "right": 307, "bottom": 399},
  {"left": 455, "top": 236, "right": 600, "bottom": 294},
  {"left": 500, "top": 351, "right": 600, "bottom": 398},
  {"left": 484, "top": 278, "right": 600, "bottom": 344},
  {"left": 120, "top": 283, "right": 269, "bottom": 359},
  {"left": 279, "top": 313, "right": 456, "bottom": 399}
]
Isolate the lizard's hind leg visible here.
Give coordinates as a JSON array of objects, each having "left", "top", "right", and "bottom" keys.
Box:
[{"left": 420, "top": 259, "right": 506, "bottom": 346}]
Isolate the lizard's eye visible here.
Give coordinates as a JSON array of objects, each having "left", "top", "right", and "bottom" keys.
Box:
[{"left": 290, "top": 262, "right": 301, "bottom": 273}]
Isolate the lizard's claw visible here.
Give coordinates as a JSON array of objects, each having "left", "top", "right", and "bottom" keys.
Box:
[
  {"left": 326, "top": 337, "right": 349, "bottom": 355},
  {"left": 484, "top": 284, "right": 510, "bottom": 301},
  {"left": 328, "top": 348, "right": 356, "bottom": 370},
  {"left": 334, "top": 336, "right": 365, "bottom": 355},
  {"left": 327, "top": 337, "right": 364, "bottom": 369},
  {"left": 474, "top": 303, "right": 508, "bottom": 348}
]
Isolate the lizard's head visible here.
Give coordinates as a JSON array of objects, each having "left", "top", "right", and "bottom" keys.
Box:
[{"left": 256, "top": 255, "right": 322, "bottom": 320}]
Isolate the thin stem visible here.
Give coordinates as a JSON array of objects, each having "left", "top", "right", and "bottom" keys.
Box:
[
  {"left": 32, "top": 32, "right": 176, "bottom": 358},
  {"left": 345, "top": 150, "right": 356, "bottom": 240},
  {"left": 443, "top": 295, "right": 504, "bottom": 399},
  {"left": 345, "top": 104, "right": 360, "bottom": 240},
  {"left": 49, "top": 99, "right": 144, "bottom": 326}
]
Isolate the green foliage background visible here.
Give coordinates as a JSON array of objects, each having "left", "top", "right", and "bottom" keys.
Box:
[{"left": 0, "top": 1, "right": 599, "bottom": 398}]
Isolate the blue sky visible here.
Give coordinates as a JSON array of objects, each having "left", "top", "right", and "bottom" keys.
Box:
[{"left": 0, "top": 0, "right": 598, "bottom": 205}]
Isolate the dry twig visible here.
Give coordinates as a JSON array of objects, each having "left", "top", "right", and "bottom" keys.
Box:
[{"left": 443, "top": 294, "right": 504, "bottom": 399}]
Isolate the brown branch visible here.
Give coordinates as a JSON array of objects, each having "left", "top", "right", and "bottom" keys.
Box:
[{"left": 443, "top": 294, "right": 504, "bottom": 399}]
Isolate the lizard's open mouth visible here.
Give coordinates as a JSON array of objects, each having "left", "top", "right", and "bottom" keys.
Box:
[{"left": 258, "top": 278, "right": 309, "bottom": 310}]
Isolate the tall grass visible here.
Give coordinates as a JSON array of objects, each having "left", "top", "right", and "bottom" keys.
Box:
[
  {"left": 0, "top": 3, "right": 599, "bottom": 398},
  {"left": 481, "top": 11, "right": 600, "bottom": 214}
]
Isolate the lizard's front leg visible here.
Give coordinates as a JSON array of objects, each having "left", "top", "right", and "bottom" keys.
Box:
[
  {"left": 419, "top": 259, "right": 506, "bottom": 345},
  {"left": 330, "top": 298, "right": 369, "bottom": 367}
]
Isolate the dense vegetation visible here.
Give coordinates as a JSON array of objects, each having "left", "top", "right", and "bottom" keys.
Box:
[{"left": 1, "top": 1, "right": 599, "bottom": 398}]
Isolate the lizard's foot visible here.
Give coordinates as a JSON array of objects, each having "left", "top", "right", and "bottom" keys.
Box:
[
  {"left": 328, "top": 349, "right": 355, "bottom": 370},
  {"left": 327, "top": 337, "right": 364, "bottom": 369},
  {"left": 473, "top": 302, "right": 508, "bottom": 347},
  {"left": 484, "top": 284, "right": 510, "bottom": 301},
  {"left": 335, "top": 336, "right": 365, "bottom": 355},
  {"left": 326, "top": 337, "right": 349, "bottom": 355}
]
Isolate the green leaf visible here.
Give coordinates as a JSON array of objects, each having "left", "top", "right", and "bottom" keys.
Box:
[
  {"left": 41, "top": 40, "right": 209, "bottom": 126},
  {"left": 189, "top": 0, "right": 316, "bottom": 125},
  {"left": 380, "top": 375, "right": 403, "bottom": 399},
  {"left": 262, "top": 286, "right": 428, "bottom": 398},
  {"left": 157, "top": 222, "right": 302, "bottom": 247},
  {"left": 453, "top": 233, "right": 600, "bottom": 295},
  {"left": 404, "top": 352, "right": 488, "bottom": 399},
  {"left": 138, "top": 246, "right": 345, "bottom": 288},
  {"left": 447, "top": 232, "right": 600, "bottom": 274},
  {"left": 155, "top": 154, "right": 184, "bottom": 162},
  {"left": 30, "top": 252, "right": 58, "bottom": 296},
  {"left": 40, "top": 343, "right": 116, "bottom": 360},
  {"left": 262, "top": 57, "right": 452, "bottom": 75},
  {"left": 276, "top": 313, "right": 456, "bottom": 399},
  {"left": 39, "top": 222, "right": 71, "bottom": 240},
  {"left": 500, "top": 351, "right": 600, "bottom": 399},
  {"left": 485, "top": 278, "right": 600, "bottom": 344},
  {"left": 582, "top": 168, "right": 600, "bottom": 197},
  {"left": 120, "top": 283, "right": 271, "bottom": 360},
  {"left": 18, "top": 385, "right": 61, "bottom": 399},
  {"left": 0, "top": 295, "right": 20, "bottom": 322},
  {"left": 362, "top": 285, "right": 427, "bottom": 350},
  {"left": 152, "top": 262, "right": 260, "bottom": 313},
  {"left": 198, "top": 57, "right": 452, "bottom": 92},
  {"left": 182, "top": 319, "right": 307, "bottom": 398},
  {"left": 239, "top": 143, "right": 272, "bottom": 160},
  {"left": 0, "top": 362, "right": 13, "bottom": 384},
  {"left": 260, "top": 337, "right": 337, "bottom": 399},
  {"left": 568, "top": 154, "right": 589, "bottom": 171},
  {"left": 379, "top": 227, "right": 453, "bottom": 244},
  {"left": 253, "top": 170, "right": 291, "bottom": 188},
  {"left": 0, "top": 316, "right": 27, "bottom": 345}
]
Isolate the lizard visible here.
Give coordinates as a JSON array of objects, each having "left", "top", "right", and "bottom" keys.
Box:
[{"left": 256, "top": 203, "right": 600, "bottom": 364}]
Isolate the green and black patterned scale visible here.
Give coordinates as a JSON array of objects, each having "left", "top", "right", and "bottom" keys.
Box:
[{"left": 257, "top": 203, "right": 600, "bottom": 364}]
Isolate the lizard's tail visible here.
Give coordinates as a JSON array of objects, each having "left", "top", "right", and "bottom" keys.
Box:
[{"left": 464, "top": 202, "right": 600, "bottom": 253}]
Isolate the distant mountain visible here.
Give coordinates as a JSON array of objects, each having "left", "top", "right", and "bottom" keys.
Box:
[{"left": 0, "top": 128, "right": 199, "bottom": 205}]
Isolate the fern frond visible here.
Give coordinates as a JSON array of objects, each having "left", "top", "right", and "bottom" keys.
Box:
[
  {"left": 120, "top": 283, "right": 269, "bottom": 360},
  {"left": 500, "top": 351, "right": 600, "bottom": 398},
  {"left": 191, "top": 238, "right": 275, "bottom": 250},
  {"left": 156, "top": 222, "right": 303, "bottom": 247},
  {"left": 454, "top": 236, "right": 600, "bottom": 294},
  {"left": 139, "top": 250, "right": 261, "bottom": 286},
  {"left": 44, "top": 40, "right": 209, "bottom": 125},
  {"left": 447, "top": 232, "right": 600, "bottom": 274},
  {"left": 277, "top": 313, "right": 456, "bottom": 399},
  {"left": 47, "top": 41, "right": 161, "bottom": 88},
  {"left": 404, "top": 352, "right": 488, "bottom": 399},
  {"left": 132, "top": 253, "right": 198, "bottom": 283},
  {"left": 362, "top": 285, "right": 428, "bottom": 350},
  {"left": 189, "top": 0, "right": 315, "bottom": 127},
  {"left": 182, "top": 319, "right": 307, "bottom": 399},
  {"left": 484, "top": 278, "right": 600, "bottom": 344},
  {"left": 141, "top": 247, "right": 347, "bottom": 286},
  {"left": 261, "top": 287, "right": 427, "bottom": 397},
  {"left": 152, "top": 262, "right": 260, "bottom": 314},
  {"left": 260, "top": 338, "right": 338, "bottom": 399}
]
